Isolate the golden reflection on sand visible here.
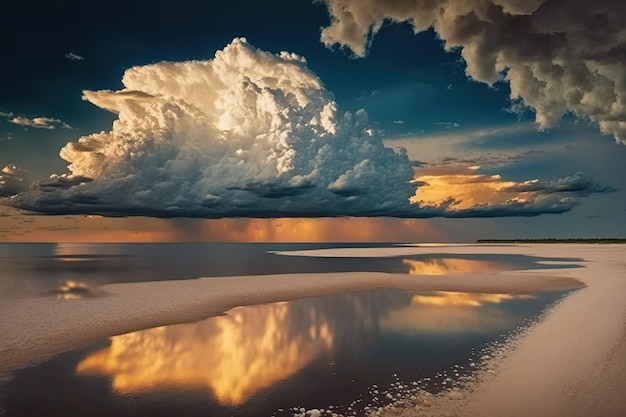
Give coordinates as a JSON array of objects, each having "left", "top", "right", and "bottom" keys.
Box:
[
  {"left": 402, "top": 258, "right": 502, "bottom": 275},
  {"left": 411, "top": 292, "right": 533, "bottom": 307},
  {"left": 76, "top": 302, "right": 333, "bottom": 405}
]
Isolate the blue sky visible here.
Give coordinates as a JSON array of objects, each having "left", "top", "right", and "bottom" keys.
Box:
[{"left": 0, "top": 0, "right": 624, "bottom": 241}]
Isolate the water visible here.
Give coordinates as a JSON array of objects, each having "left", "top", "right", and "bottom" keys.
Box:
[
  {"left": 0, "top": 243, "right": 580, "bottom": 416},
  {"left": 0, "top": 242, "right": 579, "bottom": 300}
]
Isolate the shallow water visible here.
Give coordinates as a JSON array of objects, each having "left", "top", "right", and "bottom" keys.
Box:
[
  {"left": 0, "top": 287, "right": 569, "bottom": 417},
  {"left": 0, "top": 242, "right": 580, "bottom": 300}
]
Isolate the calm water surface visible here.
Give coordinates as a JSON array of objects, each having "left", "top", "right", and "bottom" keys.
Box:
[
  {"left": 0, "top": 243, "right": 580, "bottom": 416},
  {"left": 0, "top": 242, "right": 580, "bottom": 300}
]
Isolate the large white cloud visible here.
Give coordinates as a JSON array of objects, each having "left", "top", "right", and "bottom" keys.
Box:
[
  {"left": 7, "top": 38, "right": 416, "bottom": 218},
  {"left": 319, "top": 0, "right": 626, "bottom": 144}
]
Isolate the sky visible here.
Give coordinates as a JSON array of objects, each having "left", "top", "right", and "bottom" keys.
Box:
[{"left": 0, "top": 0, "right": 625, "bottom": 242}]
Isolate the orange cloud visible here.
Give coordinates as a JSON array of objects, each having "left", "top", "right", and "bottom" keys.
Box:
[{"left": 411, "top": 173, "right": 524, "bottom": 211}]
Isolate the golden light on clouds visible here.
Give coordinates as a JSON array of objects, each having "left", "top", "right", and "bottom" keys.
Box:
[
  {"left": 411, "top": 174, "right": 523, "bottom": 210},
  {"left": 76, "top": 302, "right": 334, "bottom": 405}
]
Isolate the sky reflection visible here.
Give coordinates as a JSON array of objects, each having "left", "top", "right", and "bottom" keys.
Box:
[
  {"left": 75, "top": 288, "right": 538, "bottom": 407},
  {"left": 77, "top": 301, "right": 335, "bottom": 405},
  {"left": 402, "top": 258, "right": 508, "bottom": 275}
]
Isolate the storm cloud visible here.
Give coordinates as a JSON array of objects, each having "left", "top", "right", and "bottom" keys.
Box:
[
  {"left": 6, "top": 39, "right": 416, "bottom": 218},
  {"left": 319, "top": 0, "right": 626, "bottom": 144}
]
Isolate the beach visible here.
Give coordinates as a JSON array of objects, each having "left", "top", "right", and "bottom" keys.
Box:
[
  {"left": 282, "top": 244, "right": 626, "bottom": 417},
  {"left": 1, "top": 244, "right": 624, "bottom": 417}
]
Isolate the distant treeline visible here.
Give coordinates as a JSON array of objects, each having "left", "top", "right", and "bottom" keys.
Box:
[{"left": 476, "top": 238, "right": 626, "bottom": 244}]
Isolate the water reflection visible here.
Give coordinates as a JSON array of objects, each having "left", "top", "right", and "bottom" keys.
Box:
[
  {"left": 411, "top": 291, "right": 533, "bottom": 307},
  {"left": 77, "top": 301, "right": 336, "bottom": 405},
  {"left": 54, "top": 243, "right": 124, "bottom": 259},
  {"left": 75, "top": 288, "right": 535, "bottom": 406},
  {"left": 382, "top": 291, "right": 534, "bottom": 334},
  {"left": 50, "top": 280, "right": 96, "bottom": 300},
  {"left": 0, "top": 243, "right": 581, "bottom": 300},
  {"left": 402, "top": 258, "right": 508, "bottom": 275}
]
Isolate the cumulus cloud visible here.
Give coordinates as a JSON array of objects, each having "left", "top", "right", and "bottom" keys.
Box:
[
  {"left": 65, "top": 52, "right": 84, "bottom": 61},
  {"left": 6, "top": 38, "right": 415, "bottom": 218},
  {"left": 0, "top": 165, "right": 28, "bottom": 197},
  {"left": 319, "top": 0, "right": 626, "bottom": 144},
  {"left": 7, "top": 115, "right": 73, "bottom": 129},
  {"left": 3, "top": 39, "right": 612, "bottom": 219}
]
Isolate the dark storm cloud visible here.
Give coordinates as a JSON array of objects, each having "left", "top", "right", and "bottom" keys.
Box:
[{"left": 319, "top": 0, "right": 626, "bottom": 144}]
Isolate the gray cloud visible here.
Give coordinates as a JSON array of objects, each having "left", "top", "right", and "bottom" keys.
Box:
[
  {"left": 319, "top": 0, "right": 626, "bottom": 144},
  {"left": 503, "top": 172, "right": 618, "bottom": 196},
  {"left": 65, "top": 52, "right": 84, "bottom": 61}
]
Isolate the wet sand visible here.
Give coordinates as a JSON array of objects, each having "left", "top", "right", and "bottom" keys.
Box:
[{"left": 1, "top": 244, "right": 622, "bottom": 417}]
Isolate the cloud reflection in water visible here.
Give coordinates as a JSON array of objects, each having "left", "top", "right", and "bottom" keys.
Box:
[
  {"left": 76, "top": 289, "right": 534, "bottom": 405},
  {"left": 382, "top": 291, "right": 534, "bottom": 334},
  {"left": 402, "top": 258, "right": 508, "bottom": 275},
  {"left": 77, "top": 301, "right": 335, "bottom": 405}
]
